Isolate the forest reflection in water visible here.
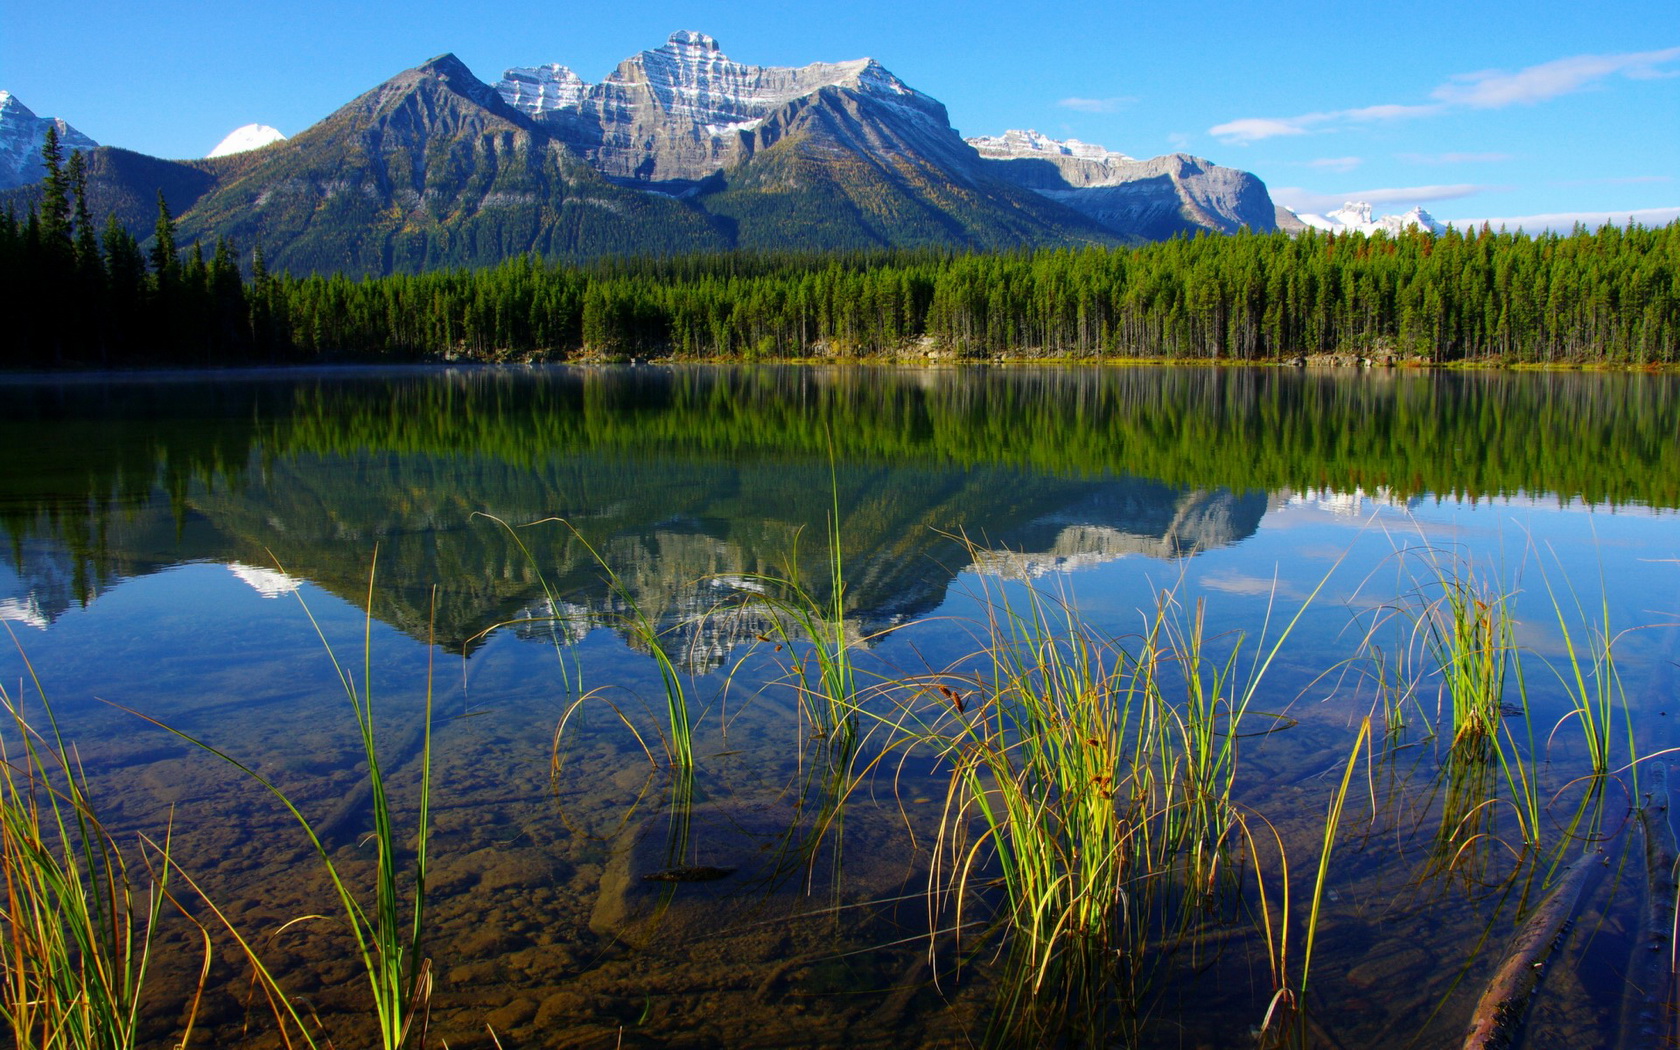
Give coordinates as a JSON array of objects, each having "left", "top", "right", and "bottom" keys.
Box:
[{"left": 0, "top": 363, "right": 1676, "bottom": 1049}]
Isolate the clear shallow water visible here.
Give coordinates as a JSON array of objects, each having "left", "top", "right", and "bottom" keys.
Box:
[{"left": 1, "top": 364, "right": 1677, "bottom": 1048}]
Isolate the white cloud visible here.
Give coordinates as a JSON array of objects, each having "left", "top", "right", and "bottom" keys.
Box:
[
  {"left": 1308, "top": 157, "right": 1363, "bottom": 173},
  {"left": 1274, "top": 183, "right": 1493, "bottom": 215},
  {"left": 1338, "top": 103, "right": 1444, "bottom": 122},
  {"left": 1432, "top": 48, "right": 1680, "bottom": 108},
  {"left": 1210, "top": 103, "right": 1441, "bottom": 143},
  {"left": 1210, "top": 47, "right": 1680, "bottom": 143},
  {"left": 1057, "top": 96, "right": 1137, "bottom": 114},
  {"left": 1444, "top": 206, "right": 1680, "bottom": 233},
  {"left": 1207, "top": 117, "right": 1311, "bottom": 143}
]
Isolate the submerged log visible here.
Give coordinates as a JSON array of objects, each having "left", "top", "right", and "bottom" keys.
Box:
[
  {"left": 1618, "top": 763, "right": 1679, "bottom": 1050},
  {"left": 1460, "top": 848, "right": 1601, "bottom": 1050}
]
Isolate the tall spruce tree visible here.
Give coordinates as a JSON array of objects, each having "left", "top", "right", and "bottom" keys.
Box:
[
  {"left": 37, "top": 126, "right": 72, "bottom": 260},
  {"left": 149, "top": 190, "right": 178, "bottom": 284},
  {"left": 67, "top": 149, "right": 100, "bottom": 274}
]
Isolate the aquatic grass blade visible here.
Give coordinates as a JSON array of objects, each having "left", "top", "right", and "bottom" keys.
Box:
[
  {"left": 119, "top": 555, "right": 434, "bottom": 1050},
  {"left": 0, "top": 630, "right": 207, "bottom": 1050}
]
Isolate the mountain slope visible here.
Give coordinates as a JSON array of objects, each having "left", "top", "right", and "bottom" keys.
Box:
[
  {"left": 172, "top": 54, "right": 727, "bottom": 274},
  {"left": 970, "top": 129, "right": 1278, "bottom": 239},
  {"left": 703, "top": 86, "right": 1119, "bottom": 251},
  {"left": 16, "top": 33, "right": 1283, "bottom": 274}
]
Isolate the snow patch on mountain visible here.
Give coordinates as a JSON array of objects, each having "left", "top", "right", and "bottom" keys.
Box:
[
  {"left": 1291, "top": 200, "right": 1448, "bottom": 235},
  {"left": 496, "top": 30, "right": 940, "bottom": 138},
  {"left": 0, "top": 91, "right": 98, "bottom": 190},
  {"left": 497, "top": 63, "right": 588, "bottom": 113},
  {"left": 968, "top": 129, "right": 1134, "bottom": 165},
  {"left": 208, "top": 123, "right": 286, "bottom": 158}
]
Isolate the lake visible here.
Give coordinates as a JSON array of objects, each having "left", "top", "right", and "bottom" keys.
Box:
[{"left": 1, "top": 363, "right": 1676, "bottom": 1049}]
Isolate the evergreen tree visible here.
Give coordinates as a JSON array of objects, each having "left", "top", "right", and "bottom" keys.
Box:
[
  {"left": 37, "top": 126, "right": 72, "bottom": 260},
  {"left": 67, "top": 149, "right": 100, "bottom": 274},
  {"left": 149, "top": 191, "right": 179, "bottom": 284}
]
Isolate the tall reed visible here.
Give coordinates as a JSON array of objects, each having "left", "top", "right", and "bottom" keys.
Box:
[
  {"left": 1415, "top": 561, "right": 1517, "bottom": 749},
  {"left": 1537, "top": 562, "right": 1631, "bottom": 779},
  {"left": 548, "top": 519, "right": 697, "bottom": 770},
  {"left": 930, "top": 578, "right": 1149, "bottom": 1041},
  {"left": 737, "top": 510, "right": 861, "bottom": 740},
  {"left": 0, "top": 654, "right": 206, "bottom": 1050},
  {"left": 132, "top": 557, "right": 434, "bottom": 1050}
]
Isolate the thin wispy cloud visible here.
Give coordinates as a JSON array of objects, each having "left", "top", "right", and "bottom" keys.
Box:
[
  {"left": 1398, "top": 151, "right": 1517, "bottom": 164},
  {"left": 1210, "top": 47, "right": 1680, "bottom": 143},
  {"left": 1432, "top": 48, "right": 1680, "bottom": 107},
  {"left": 1209, "top": 107, "right": 1433, "bottom": 144},
  {"left": 1057, "top": 96, "right": 1137, "bottom": 114},
  {"left": 1308, "top": 157, "right": 1363, "bottom": 173}
]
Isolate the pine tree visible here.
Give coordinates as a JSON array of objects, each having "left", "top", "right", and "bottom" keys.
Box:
[
  {"left": 37, "top": 126, "right": 73, "bottom": 260},
  {"left": 149, "top": 191, "right": 179, "bottom": 284},
  {"left": 67, "top": 149, "right": 100, "bottom": 275}
]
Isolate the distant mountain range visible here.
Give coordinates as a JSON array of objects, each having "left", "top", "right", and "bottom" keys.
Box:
[
  {"left": 1283, "top": 200, "right": 1448, "bottom": 236},
  {"left": 2, "top": 32, "right": 1283, "bottom": 275}
]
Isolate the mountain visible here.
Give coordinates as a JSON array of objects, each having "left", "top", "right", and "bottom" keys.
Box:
[
  {"left": 1289, "top": 200, "right": 1448, "bottom": 236},
  {"left": 969, "top": 128, "right": 1278, "bottom": 240},
  {"left": 12, "top": 33, "right": 1283, "bottom": 273},
  {"left": 0, "top": 91, "right": 98, "bottom": 190},
  {"left": 208, "top": 124, "right": 286, "bottom": 158},
  {"left": 496, "top": 30, "right": 961, "bottom": 185},
  {"left": 173, "top": 53, "right": 730, "bottom": 274}
]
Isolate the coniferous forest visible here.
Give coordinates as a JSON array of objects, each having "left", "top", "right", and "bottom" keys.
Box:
[{"left": 4, "top": 138, "right": 1677, "bottom": 369}]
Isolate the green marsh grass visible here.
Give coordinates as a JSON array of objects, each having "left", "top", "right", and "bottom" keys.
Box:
[
  {"left": 1536, "top": 559, "right": 1633, "bottom": 780},
  {"left": 735, "top": 514, "right": 862, "bottom": 741},
  {"left": 131, "top": 558, "right": 435, "bottom": 1050},
  {"left": 0, "top": 652, "right": 206, "bottom": 1050},
  {"left": 536, "top": 518, "right": 698, "bottom": 771},
  {"left": 918, "top": 565, "right": 1324, "bottom": 1043},
  {"left": 1257, "top": 717, "right": 1371, "bottom": 1047},
  {"left": 1414, "top": 558, "right": 1518, "bottom": 750}
]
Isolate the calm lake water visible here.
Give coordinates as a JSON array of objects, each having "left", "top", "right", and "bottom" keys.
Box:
[{"left": 1, "top": 364, "right": 1677, "bottom": 1049}]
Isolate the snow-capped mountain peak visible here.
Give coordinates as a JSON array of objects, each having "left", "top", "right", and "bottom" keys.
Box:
[
  {"left": 494, "top": 31, "right": 948, "bottom": 182},
  {"left": 1292, "top": 200, "right": 1447, "bottom": 236},
  {"left": 497, "top": 31, "right": 937, "bottom": 137},
  {"left": 496, "top": 63, "right": 588, "bottom": 114},
  {"left": 208, "top": 123, "right": 286, "bottom": 158},
  {"left": 0, "top": 90, "right": 98, "bottom": 190},
  {"left": 967, "top": 129, "right": 1135, "bottom": 164},
  {"left": 1327, "top": 200, "right": 1374, "bottom": 227}
]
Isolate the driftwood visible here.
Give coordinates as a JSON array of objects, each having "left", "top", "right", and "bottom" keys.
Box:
[
  {"left": 1618, "top": 763, "right": 1679, "bottom": 1050},
  {"left": 1460, "top": 848, "right": 1601, "bottom": 1050}
]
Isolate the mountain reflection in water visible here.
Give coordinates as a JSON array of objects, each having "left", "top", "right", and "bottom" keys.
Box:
[
  {"left": 1, "top": 364, "right": 1677, "bottom": 1049},
  {"left": 3, "top": 363, "right": 1672, "bottom": 654}
]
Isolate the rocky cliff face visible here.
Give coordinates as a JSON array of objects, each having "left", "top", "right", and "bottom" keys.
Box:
[
  {"left": 971, "top": 129, "right": 1278, "bottom": 238},
  {"left": 0, "top": 91, "right": 98, "bottom": 190},
  {"left": 22, "top": 33, "right": 1284, "bottom": 272},
  {"left": 497, "top": 31, "right": 954, "bottom": 185}
]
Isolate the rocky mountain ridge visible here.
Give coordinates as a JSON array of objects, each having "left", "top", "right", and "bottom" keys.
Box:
[
  {"left": 971, "top": 128, "right": 1278, "bottom": 238},
  {"left": 0, "top": 91, "right": 97, "bottom": 190},
  {"left": 4, "top": 33, "right": 1282, "bottom": 273}
]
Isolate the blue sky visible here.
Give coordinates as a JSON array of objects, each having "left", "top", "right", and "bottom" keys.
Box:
[{"left": 4, "top": 0, "right": 1676, "bottom": 229}]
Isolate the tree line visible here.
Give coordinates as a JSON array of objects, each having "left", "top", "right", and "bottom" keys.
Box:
[{"left": 4, "top": 135, "right": 1676, "bottom": 368}]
